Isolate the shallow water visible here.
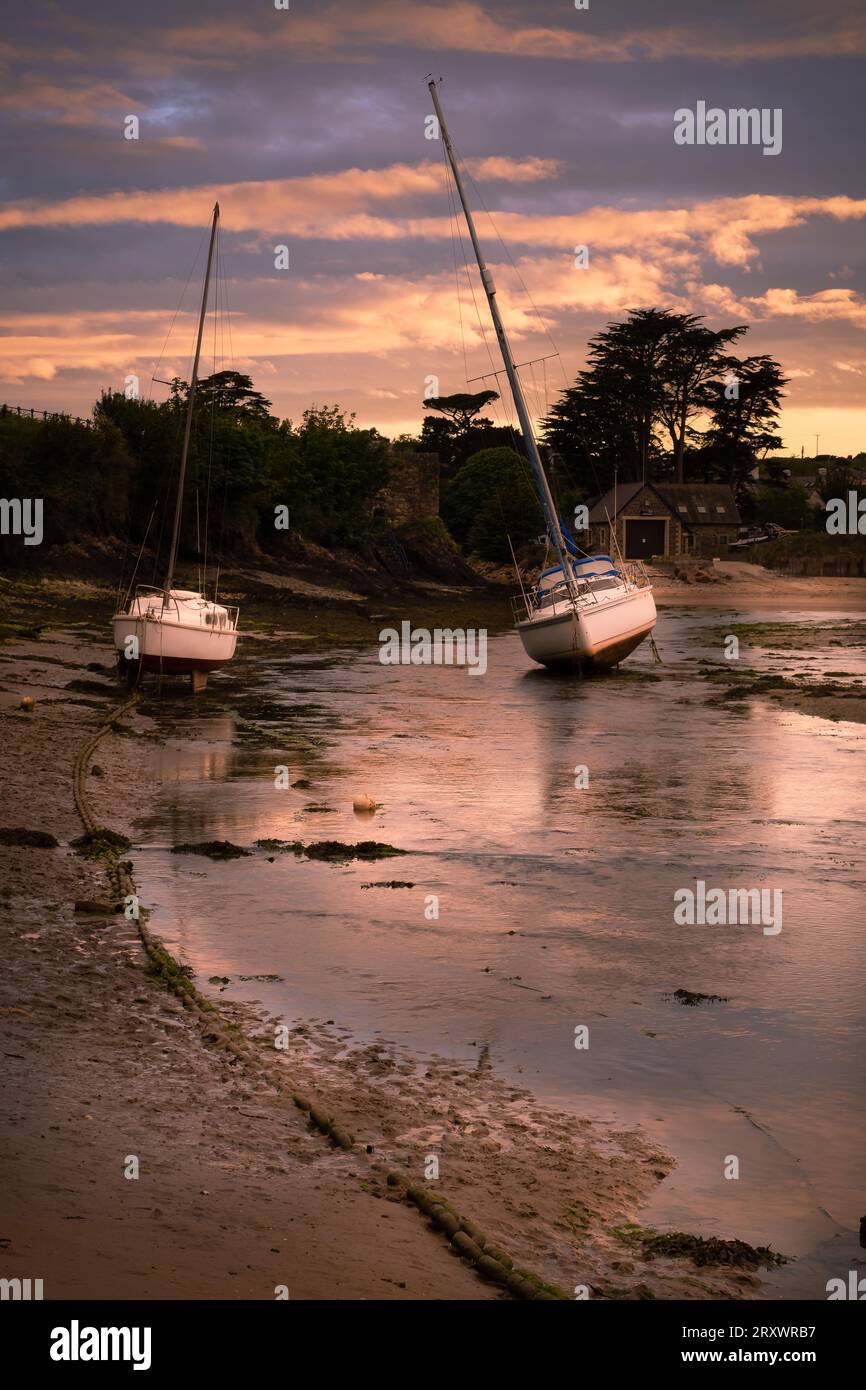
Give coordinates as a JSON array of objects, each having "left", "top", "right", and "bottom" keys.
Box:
[{"left": 133, "top": 606, "right": 866, "bottom": 1297}]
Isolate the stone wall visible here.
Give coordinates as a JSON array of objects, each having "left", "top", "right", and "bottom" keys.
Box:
[
  {"left": 693, "top": 524, "right": 739, "bottom": 556},
  {"left": 375, "top": 451, "right": 439, "bottom": 527}
]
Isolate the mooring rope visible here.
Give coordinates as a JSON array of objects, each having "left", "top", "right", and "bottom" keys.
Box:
[{"left": 71, "top": 695, "right": 568, "bottom": 1300}]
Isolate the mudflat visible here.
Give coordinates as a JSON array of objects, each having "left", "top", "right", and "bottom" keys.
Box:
[{"left": 3, "top": 568, "right": 863, "bottom": 1300}]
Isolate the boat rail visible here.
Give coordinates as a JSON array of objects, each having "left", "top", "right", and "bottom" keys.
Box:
[
  {"left": 510, "top": 560, "right": 652, "bottom": 624},
  {"left": 623, "top": 560, "right": 653, "bottom": 589},
  {"left": 130, "top": 585, "right": 240, "bottom": 631}
]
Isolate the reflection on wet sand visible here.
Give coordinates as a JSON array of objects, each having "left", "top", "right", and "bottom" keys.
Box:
[{"left": 132, "top": 607, "right": 866, "bottom": 1298}]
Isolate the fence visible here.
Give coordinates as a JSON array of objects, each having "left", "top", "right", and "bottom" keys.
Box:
[{"left": 0, "top": 403, "right": 93, "bottom": 428}]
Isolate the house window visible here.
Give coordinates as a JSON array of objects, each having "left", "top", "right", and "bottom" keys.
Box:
[
  {"left": 697, "top": 504, "right": 707, "bottom": 514},
  {"left": 715, "top": 504, "right": 726, "bottom": 514}
]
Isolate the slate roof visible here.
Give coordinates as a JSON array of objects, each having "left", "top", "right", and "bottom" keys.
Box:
[
  {"left": 655, "top": 484, "right": 740, "bottom": 526},
  {"left": 586, "top": 481, "right": 647, "bottom": 524},
  {"left": 586, "top": 481, "right": 740, "bottom": 526}
]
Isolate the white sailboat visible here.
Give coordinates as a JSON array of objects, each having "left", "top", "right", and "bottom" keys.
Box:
[
  {"left": 430, "top": 82, "right": 657, "bottom": 672},
  {"left": 112, "top": 203, "right": 239, "bottom": 692}
]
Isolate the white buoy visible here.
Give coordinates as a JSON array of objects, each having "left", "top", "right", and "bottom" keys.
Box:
[
  {"left": 19, "top": 695, "right": 35, "bottom": 711},
  {"left": 352, "top": 794, "right": 377, "bottom": 815}
]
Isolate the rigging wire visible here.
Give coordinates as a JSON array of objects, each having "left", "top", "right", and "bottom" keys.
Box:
[
  {"left": 443, "top": 156, "right": 516, "bottom": 440},
  {"left": 443, "top": 142, "right": 470, "bottom": 389},
  {"left": 459, "top": 149, "right": 570, "bottom": 392},
  {"left": 439, "top": 132, "right": 555, "bottom": 517},
  {"left": 149, "top": 222, "right": 208, "bottom": 402},
  {"left": 451, "top": 133, "right": 579, "bottom": 533},
  {"left": 203, "top": 221, "right": 223, "bottom": 599},
  {"left": 431, "top": 82, "right": 623, "bottom": 587}
]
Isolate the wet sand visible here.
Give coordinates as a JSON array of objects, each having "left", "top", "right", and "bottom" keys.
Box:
[
  {"left": 650, "top": 562, "right": 866, "bottom": 613},
  {"left": 0, "top": 631, "right": 496, "bottom": 1300},
  {"left": 0, "top": 629, "right": 723, "bottom": 1301},
  {"left": 1, "top": 568, "right": 864, "bottom": 1300}
]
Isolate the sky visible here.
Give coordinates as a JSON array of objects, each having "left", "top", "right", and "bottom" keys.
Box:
[{"left": 1, "top": 0, "right": 865, "bottom": 457}]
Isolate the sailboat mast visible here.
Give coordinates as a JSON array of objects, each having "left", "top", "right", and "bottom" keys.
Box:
[
  {"left": 164, "top": 201, "right": 220, "bottom": 598},
  {"left": 428, "top": 80, "right": 574, "bottom": 588}
]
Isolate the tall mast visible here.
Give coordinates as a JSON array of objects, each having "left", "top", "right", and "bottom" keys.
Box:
[
  {"left": 428, "top": 80, "right": 574, "bottom": 590},
  {"left": 165, "top": 201, "right": 220, "bottom": 598}
]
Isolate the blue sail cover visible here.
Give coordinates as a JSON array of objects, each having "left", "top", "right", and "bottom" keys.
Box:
[
  {"left": 537, "top": 556, "right": 619, "bottom": 594},
  {"left": 557, "top": 515, "right": 582, "bottom": 557},
  {"left": 535, "top": 519, "right": 619, "bottom": 594}
]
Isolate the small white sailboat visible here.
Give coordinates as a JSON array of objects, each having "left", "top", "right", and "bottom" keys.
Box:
[
  {"left": 514, "top": 554, "right": 657, "bottom": 670},
  {"left": 430, "top": 82, "right": 657, "bottom": 672},
  {"left": 112, "top": 203, "right": 239, "bottom": 691}
]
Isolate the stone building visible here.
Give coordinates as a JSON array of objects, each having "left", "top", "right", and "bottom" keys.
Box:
[{"left": 585, "top": 481, "right": 741, "bottom": 560}]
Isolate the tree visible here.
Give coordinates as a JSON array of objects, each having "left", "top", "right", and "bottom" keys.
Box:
[
  {"left": 270, "top": 405, "right": 391, "bottom": 548},
  {"left": 543, "top": 309, "right": 685, "bottom": 491},
  {"left": 423, "top": 389, "right": 498, "bottom": 435},
  {"left": 441, "top": 447, "right": 543, "bottom": 562},
  {"left": 813, "top": 460, "right": 863, "bottom": 505},
  {"left": 174, "top": 370, "right": 274, "bottom": 423},
  {"left": 656, "top": 318, "right": 747, "bottom": 480},
  {"left": 749, "top": 483, "right": 812, "bottom": 530},
  {"left": 692, "top": 354, "right": 787, "bottom": 495},
  {"left": 421, "top": 389, "right": 501, "bottom": 477},
  {"left": 543, "top": 309, "right": 784, "bottom": 497}
]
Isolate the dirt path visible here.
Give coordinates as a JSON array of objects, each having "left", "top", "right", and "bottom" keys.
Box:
[{"left": 652, "top": 568, "right": 866, "bottom": 610}]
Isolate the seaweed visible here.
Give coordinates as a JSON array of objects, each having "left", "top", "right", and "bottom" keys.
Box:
[
  {"left": 171, "top": 840, "right": 251, "bottom": 860},
  {"left": 303, "top": 840, "right": 409, "bottom": 862},
  {"left": 671, "top": 988, "right": 729, "bottom": 1007},
  {"left": 0, "top": 827, "right": 59, "bottom": 848},
  {"left": 71, "top": 827, "right": 130, "bottom": 859},
  {"left": 621, "top": 1226, "right": 786, "bottom": 1270},
  {"left": 361, "top": 880, "right": 415, "bottom": 889}
]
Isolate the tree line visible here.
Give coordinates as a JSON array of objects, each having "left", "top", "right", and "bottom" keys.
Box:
[
  {"left": 421, "top": 308, "right": 860, "bottom": 560},
  {"left": 3, "top": 309, "right": 862, "bottom": 571},
  {"left": 0, "top": 372, "right": 392, "bottom": 568}
]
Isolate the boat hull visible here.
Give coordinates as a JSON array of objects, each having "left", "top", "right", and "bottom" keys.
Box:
[
  {"left": 517, "top": 587, "right": 656, "bottom": 671},
  {"left": 112, "top": 615, "right": 237, "bottom": 675}
]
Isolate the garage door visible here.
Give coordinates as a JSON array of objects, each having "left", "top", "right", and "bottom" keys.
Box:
[{"left": 624, "top": 518, "right": 666, "bottom": 559}]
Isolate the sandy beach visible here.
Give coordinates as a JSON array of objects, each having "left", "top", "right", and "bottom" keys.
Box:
[
  {"left": 0, "top": 628, "right": 503, "bottom": 1300},
  {"left": 1, "top": 568, "right": 863, "bottom": 1301}
]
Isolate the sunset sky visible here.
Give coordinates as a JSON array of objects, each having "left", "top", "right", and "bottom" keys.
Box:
[{"left": 1, "top": 0, "right": 865, "bottom": 456}]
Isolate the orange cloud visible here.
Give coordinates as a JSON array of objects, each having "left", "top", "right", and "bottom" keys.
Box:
[
  {"left": 2, "top": 162, "right": 865, "bottom": 281},
  {"left": 149, "top": 4, "right": 866, "bottom": 65},
  {"left": 0, "top": 157, "right": 554, "bottom": 235},
  {"left": 741, "top": 287, "right": 866, "bottom": 330},
  {"left": 0, "top": 78, "right": 135, "bottom": 127}
]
